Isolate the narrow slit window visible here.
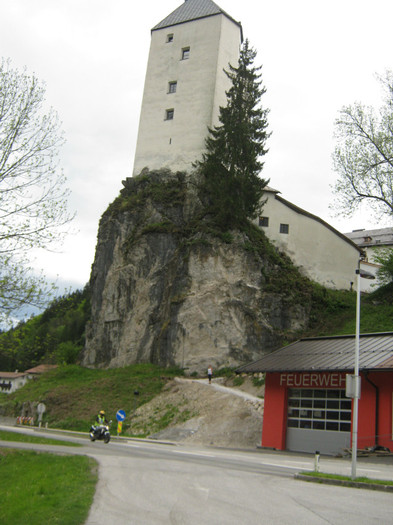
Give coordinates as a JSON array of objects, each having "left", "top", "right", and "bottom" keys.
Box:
[
  {"left": 168, "top": 81, "right": 177, "bottom": 94},
  {"left": 167, "top": 34, "right": 174, "bottom": 43},
  {"left": 165, "top": 109, "right": 174, "bottom": 120},
  {"left": 181, "top": 47, "right": 190, "bottom": 60}
]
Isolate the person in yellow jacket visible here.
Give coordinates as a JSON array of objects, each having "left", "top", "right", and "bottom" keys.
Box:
[{"left": 96, "top": 410, "right": 108, "bottom": 425}]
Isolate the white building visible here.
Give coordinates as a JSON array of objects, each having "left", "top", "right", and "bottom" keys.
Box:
[
  {"left": 344, "top": 227, "right": 393, "bottom": 289},
  {"left": 0, "top": 371, "right": 29, "bottom": 394},
  {"left": 255, "top": 188, "right": 366, "bottom": 291},
  {"left": 132, "top": 0, "right": 242, "bottom": 176},
  {"left": 131, "top": 2, "right": 375, "bottom": 293},
  {"left": 345, "top": 227, "right": 393, "bottom": 262}
]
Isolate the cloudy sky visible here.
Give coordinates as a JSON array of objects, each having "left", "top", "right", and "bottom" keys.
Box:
[{"left": 1, "top": 0, "right": 392, "bottom": 293}]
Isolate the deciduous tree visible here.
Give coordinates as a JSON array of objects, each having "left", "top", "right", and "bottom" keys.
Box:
[
  {"left": 332, "top": 71, "right": 393, "bottom": 221},
  {"left": 0, "top": 58, "right": 73, "bottom": 321}
]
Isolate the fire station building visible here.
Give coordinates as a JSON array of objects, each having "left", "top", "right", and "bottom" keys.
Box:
[{"left": 237, "top": 332, "right": 393, "bottom": 455}]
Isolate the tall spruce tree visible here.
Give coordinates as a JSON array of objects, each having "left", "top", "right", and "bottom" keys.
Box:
[{"left": 197, "top": 39, "right": 270, "bottom": 229}]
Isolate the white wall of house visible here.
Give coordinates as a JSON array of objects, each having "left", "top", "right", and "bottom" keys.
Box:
[
  {"left": 0, "top": 373, "right": 29, "bottom": 394},
  {"left": 132, "top": 13, "right": 241, "bottom": 176},
  {"left": 255, "top": 190, "right": 363, "bottom": 291}
]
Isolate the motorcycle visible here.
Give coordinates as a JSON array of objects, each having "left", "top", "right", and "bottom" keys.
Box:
[{"left": 89, "top": 421, "right": 111, "bottom": 443}]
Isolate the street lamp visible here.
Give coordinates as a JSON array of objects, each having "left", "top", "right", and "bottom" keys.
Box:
[{"left": 351, "top": 263, "right": 375, "bottom": 480}]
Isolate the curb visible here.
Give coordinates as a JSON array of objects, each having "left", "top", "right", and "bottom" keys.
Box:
[{"left": 294, "top": 473, "right": 393, "bottom": 492}]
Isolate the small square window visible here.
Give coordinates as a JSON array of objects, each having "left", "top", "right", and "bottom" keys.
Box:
[
  {"left": 181, "top": 47, "right": 190, "bottom": 60},
  {"left": 168, "top": 81, "right": 177, "bottom": 94},
  {"left": 259, "top": 216, "right": 269, "bottom": 227},
  {"left": 167, "top": 34, "right": 174, "bottom": 43},
  {"left": 280, "top": 223, "right": 289, "bottom": 234},
  {"left": 165, "top": 109, "right": 174, "bottom": 120}
]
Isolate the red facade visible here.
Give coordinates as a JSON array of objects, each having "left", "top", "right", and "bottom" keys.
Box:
[{"left": 262, "top": 370, "right": 393, "bottom": 452}]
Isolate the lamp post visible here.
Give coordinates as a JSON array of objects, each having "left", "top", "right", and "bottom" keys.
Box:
[{"left": 351, "top": 263, "right": 375, "bottom": 480}]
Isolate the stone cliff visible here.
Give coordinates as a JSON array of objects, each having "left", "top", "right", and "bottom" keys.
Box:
[{"left": 82, "top": 169, "right": 313, "bottom": 373}]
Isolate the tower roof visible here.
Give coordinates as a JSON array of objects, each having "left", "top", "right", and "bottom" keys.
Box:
[{"left": 152, "top": 0, "right": 242, "bottom": 38}]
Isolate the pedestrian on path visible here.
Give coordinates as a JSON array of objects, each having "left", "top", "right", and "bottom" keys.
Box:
[{"left": 207, "top": 365, "right": 213, "bottom": 384}]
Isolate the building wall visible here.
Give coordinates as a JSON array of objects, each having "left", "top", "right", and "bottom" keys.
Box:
[
  {"left": 133, "top": 14, "right": 241, "bottom": 176},
  {"left": 0, "top": 375, "right": 28, "bottom": 394},
  {"left": 262, "top": 371, "right": 393, "bottom": 454},
  {"left": 359, "top": 372, "right": 393, "bottom": 451},
  {"left": 256, "top": 192, "right": 361, "bottom": 291},
  {"left": 262, "top": 373, "right": 287, "bottom": 449}
]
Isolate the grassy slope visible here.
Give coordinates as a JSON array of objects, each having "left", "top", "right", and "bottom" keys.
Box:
[{"left": 0, "top": 363, "right": 183, "bottom": 433}]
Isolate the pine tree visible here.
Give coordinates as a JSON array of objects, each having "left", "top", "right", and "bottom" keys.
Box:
[{"left": 196, "top": 39, "right": 270, "bottom": 229}]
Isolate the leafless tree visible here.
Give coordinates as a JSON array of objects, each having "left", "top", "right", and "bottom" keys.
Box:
[{"left": 0, "top": 58, "right": 73, "bottom": 320}]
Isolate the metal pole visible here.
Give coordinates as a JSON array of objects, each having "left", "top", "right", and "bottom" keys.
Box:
[{"left": 351, "top": 268, "right": 361, "bottom": 480}]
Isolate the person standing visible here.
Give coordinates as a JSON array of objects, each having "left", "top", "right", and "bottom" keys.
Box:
[{"left": 207, "top": 366, "right": 213, "bottom": 384}]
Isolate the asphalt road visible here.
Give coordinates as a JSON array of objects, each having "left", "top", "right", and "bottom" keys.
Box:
[{"left": 1, "top": 428, "right": 393, "bottom": 524}]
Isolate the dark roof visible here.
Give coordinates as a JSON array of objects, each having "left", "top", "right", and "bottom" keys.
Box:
[
  {"left": 152, "top": 0, "right": 243, "bottom": 38},
  {"left": 237, "top": 332, "right": 393, "bottom": 373}
]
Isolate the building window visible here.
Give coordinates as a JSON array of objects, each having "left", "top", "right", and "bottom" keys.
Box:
[
  {"left": 165, "top": 109, "right": 174, "bottom": 120},
  {"left": 280, "top": 223, "right": 289, "bottom": 234},
  {"left": 259, "top": 216, "right": 269, "bottom": 227},
  {"left": 166, "top": 34, "right": 174, "bottom": 43},
  {"left": 181, "top": 47, "right": 190, "bottom": 60},
  {"left": 287, "top": 389, "right": 351, "bottom": 432},
  {"left": 168, "top": 81, "right": 177, "bottom": 94}
]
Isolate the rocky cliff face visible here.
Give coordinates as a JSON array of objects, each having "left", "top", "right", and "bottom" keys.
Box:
[{"left": 82, "top": 170, "right": 312, "bottom": 373}]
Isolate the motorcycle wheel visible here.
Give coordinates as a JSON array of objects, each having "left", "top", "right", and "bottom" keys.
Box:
[{"left": 104, "top": 434, "right": 110, "bottom": 444}]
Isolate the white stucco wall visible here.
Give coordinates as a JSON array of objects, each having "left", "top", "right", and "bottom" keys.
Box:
[
  {"left": 132, "top": 14, "right": 241, "bottom": 176},
  {"left": 0, "top": 374, "right": 28, "bottom": 394},
  {"left": 255, "top": 191, "right": 362, "bottom": 291}
]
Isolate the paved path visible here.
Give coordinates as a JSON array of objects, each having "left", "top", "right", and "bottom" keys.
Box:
[{"left": 175, "top": 377, "right": 263, "bottom": 403}]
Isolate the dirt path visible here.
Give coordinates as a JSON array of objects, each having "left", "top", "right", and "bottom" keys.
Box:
[{"left": 131, "top": 377, "right": 264, "bottom": 449}]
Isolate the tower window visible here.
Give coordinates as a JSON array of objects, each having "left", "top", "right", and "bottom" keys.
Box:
[
  {"left": 166, "top": 34, "right": 174, "bottom": 43},
  {"left": 168, "top": 81, "right": 177, "bottom": 94},
  {"left": 181, "top": 47, "right": 190, "bottom": 60},
  {"left": 259, "top": 216, "right": 269, "bottom": 227},
  {"left": 165, "top": 109, "right": 174, "bottom": 120},
  {"left": 280, "top": 223, "right": 289, "bottom": 234}
]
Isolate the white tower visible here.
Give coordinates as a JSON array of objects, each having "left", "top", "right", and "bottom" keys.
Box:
[{"left": 132, "top": 0, "right": 243, "bottom": 176}]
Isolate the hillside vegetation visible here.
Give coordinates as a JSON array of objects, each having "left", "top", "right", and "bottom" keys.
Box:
[
  {"left": 0, "top": 364, "right": 184, "bottom": 433},
  {"left": 0, "top": 287, "right": 90, "bottom": 371},
  {"left": 0, "top": 272, "right": 392, "bottom": 437}
]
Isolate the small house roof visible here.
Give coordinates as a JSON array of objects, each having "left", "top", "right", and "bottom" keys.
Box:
[
  {"left": 152, "top": 0, "right": 243, "bottom": 39},
  {"left": 237, "top": 332, "right": 393, "bottom": 373},
  {"left": 0, "top": 371, "right": 28, "bottom": 379},
  {"left": 25, "top": 364, "right": 58, "bottom": 374}
]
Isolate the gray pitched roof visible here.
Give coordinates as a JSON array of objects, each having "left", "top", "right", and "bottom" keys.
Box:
[
  {"left": 237, "top": 332, "right": 393, "bottom": 373},
  {"left": 345, "top": 227, "right": 393, "bottom": 248},
  {"left": 152, "top": 0, "right": 242, "bottom": 36}
]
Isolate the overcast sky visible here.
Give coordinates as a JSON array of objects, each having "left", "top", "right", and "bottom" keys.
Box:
[{"left": 1, "top": 0, "right": 392, "bottom": 294}]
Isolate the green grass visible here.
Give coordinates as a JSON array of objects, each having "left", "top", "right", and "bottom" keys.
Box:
[
  {"left": 302, "top": 471, "right": 393, "bottom": 486},
  {"left": 0, "top": 449, "right": 97, "bottom": 525},
  {"left": 0, "top": 363, "right": 184, "bottom": 435},
  {"left": 0, "top": 429, "right": 80, "bottom": 446}
]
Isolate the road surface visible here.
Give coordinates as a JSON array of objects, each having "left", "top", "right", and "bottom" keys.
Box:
[{"left": 1, "top": 428, "right": 392, "bottom": 524}]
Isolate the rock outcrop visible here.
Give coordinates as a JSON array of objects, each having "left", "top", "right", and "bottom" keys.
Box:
[{"left": 82, "top": 170, "right": 312, "bottom": 373}]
